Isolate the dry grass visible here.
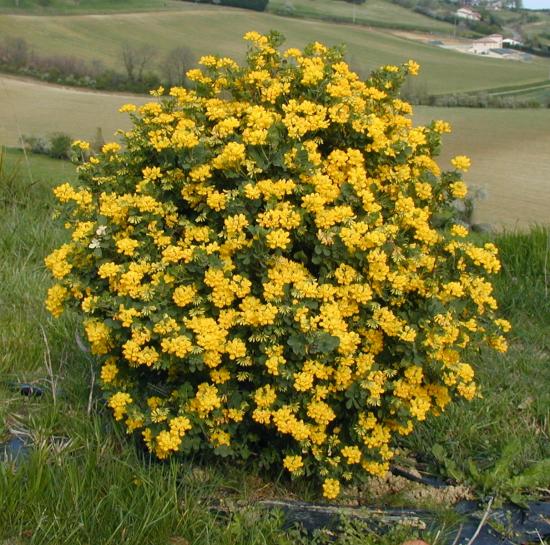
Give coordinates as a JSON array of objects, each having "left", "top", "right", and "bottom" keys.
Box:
[
  {"left": 415, "top": 106, "right": 550, "bottom": 229},
  {"left": 0, "top": 75, "right": 147, "bottom": 147}
]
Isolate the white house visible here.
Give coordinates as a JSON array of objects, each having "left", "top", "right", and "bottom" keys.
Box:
[
  {"left": 471, "top": 34, "right": 504, "bottom": 54},
  {"left": 456, "top": 7, "right": 482, "bottom": 21},
  {"left": 502, "top": 38, "right": 523, "bottom": 47}
]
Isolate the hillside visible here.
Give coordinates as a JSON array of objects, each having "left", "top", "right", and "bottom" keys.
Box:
[
  {"left": 0, "top": 0, "right": 185, "bottom": 14},
  {"left": 267, "top": 0, "right": 455, "bottom": 33},
  {"left": 1, "top": 4, "right": 550, "bottom": 95},
  {"left": 0, "top": 0, "right": 455, "bottom": 33}
]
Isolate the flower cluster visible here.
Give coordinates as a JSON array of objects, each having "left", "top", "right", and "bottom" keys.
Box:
[{"left": 45, "top": 31, "right": 509, "bottom": 499}]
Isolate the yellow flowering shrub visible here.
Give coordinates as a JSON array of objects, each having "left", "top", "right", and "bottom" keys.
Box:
[{"left": 45, "top": 31, "right": 510, "bottom": 499}]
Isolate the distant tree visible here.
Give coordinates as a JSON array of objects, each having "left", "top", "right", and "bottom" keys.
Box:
[
  {"left": 1, "top": 37, "right": 29, "bottom": 67},
  {"left": 121, "top": 43, "right": 156, "bottom": 83},
  {"left": 160, "top": 46, "right": 194, "bottom": 87},
  {"left": 218, "top": 0, "right": 269, "bottom": 11}
]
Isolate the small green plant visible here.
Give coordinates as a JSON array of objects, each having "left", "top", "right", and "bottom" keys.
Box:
[
  {"left": 305, "top": 516, "right": 430, "bottom": 545},
  {"left": 49, "top": 132, "right": 72, "bottom": 160},
  {"left": 21, "top": 132, "right": 72, "bottom": 160},
  {"left": 432, "top": 442, "right": 550, "bottom": 505}
]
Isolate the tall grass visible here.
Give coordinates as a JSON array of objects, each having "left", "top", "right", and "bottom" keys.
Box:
[{"left": 404, "top": 227, "right": 550, "bottom": 489}]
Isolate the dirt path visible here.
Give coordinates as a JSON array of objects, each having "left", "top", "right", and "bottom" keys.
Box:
[
  {"left": 491, "top": 81, "right": 550, "bottom": 96},
  {"left": 0, "top": 73, "right": 147, "bottom": 99}
]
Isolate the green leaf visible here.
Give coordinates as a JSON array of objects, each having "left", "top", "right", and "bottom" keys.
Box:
[
  {"left": 247, "top": 147, "right": 268, "bottom": 170},
  {"left": 213, "top": 445, "right": 233, "bottom": 458},
  {"left": 508, "top": 459, "right": 550, "bottom": 490},
  {"left": 288, "top": 334, "right": 306, "bottom": 357},
  {"left": 311, "top": 332, "right": 340, "bottom": 354}
]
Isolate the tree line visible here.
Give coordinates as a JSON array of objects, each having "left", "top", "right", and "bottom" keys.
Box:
[{"left": 0, "top": 37, "right": 194, "bottom": 93}]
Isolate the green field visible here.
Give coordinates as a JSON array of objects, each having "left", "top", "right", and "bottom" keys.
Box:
[
  {"left": 0, "top": 0, "right": 186, "bottom": 14},
  {"left": 1, "top": 76, "right": 548, "bottom": 229},
  {"left": 268, "top": 0, "right": 453, "bottom": 33},
  {"left": 0, "top": 0, "right": 453, "bottom": 34},
  {"left": 1, "top": 4, "right": 550, "bottom": 95}
]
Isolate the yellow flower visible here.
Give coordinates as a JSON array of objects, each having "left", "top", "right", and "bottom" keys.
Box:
[
  {"left": 102, "top": 142, "right": 121, "bottom": 154},
  {"left": 190, "top": 383, "right": 222, "bottom": 416},
  {"left": 451, "top": 155, "right": 471, "bottom": 171},
  {"left": 450, "top": 181, "right": 468, "bottom": 199},
  {"left": 116, "top": 237, "right": 139, "bottom": 256},
  {"left": 212, "top": 142, "right": 246, "bottom": 170},
  {"left": 44, "top": 244, "right": 72, "bottom": 279},
  {"left": 101, "top": 360, "right": 119, "bottom": 383},
  {"left": 341, "top": 446, "right": 362, "bottom": 464},
  {"left": 45, "top": 284, "right": 68, "bottom": 317},
  {"left": 225, "top": 338, "right": 247, "bottom": 360},
  {"left": 434, "top": 120, "right": 452, "bottom": 134},
  {"left": 266, "top": 229, "right": 291, "bottom": 249},
  {"left": 451, "top": 224, "right": 469, "bottom": 238},
  {"left": 322, "top": 478, "right": 341, "bottom": 499},
  {"left": 494, "top": 318, "right": 511, "bottom": 333},
  {"left": 72, "top": 140, "right": 90, "bottom": 150},
  {"left": 283, "top": 455, "right": 304, "bottom": 473},
  {"left": 173, "top": 285, "right": 197, "bottom": 307},
  {"left": 108, "top": 391, "right": 132, "bottom": 420},
  {"left": 119, "top": 103, "right": 137, "bottom": 113},
  {"left": 406, "top": 59, "right": 420, "bottom": 76}
]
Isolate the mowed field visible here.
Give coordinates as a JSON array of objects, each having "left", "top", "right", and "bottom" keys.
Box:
[
  {"left": 0, "top": 76, "right": 146, "bottom": 147},
  {"left": 415, "top": 107, "right": 550, "bottom": 229},
  {"left": 1, "top": 4, "right": 550, "bottom": 94},
  {"left": 0, "top": 0, "right": 451, "bottom": 34},
  {"left": 0, "top": 0, "right": 186, "bottom": 13},
  {"left": 1, "top": 75, "right": 548, "bottom": 229},
  {"left": 267, "top": 0, "right": 453, "bottom": 33}
]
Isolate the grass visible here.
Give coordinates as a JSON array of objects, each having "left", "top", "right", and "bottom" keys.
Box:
[
  {"left": 267, "top": 0, "right": 454, "bottom": 33},
  {"left": 0, "top": 0, "right": 187, "bottom": 14},
  {"left": 1, "top": 5, "right": 550, "bottom": 95},
  {"left": 0, "top": 147, "right": 549, "bottom": 543}
]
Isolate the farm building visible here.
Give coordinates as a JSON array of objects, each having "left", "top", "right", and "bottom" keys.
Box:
[
  {"left": 502, "top": 38, "right": 523, "bottom": 47},
  {"left": 471, "top": 34, "right": 504, "bottom": 54},
  {"left": 456, "top": 7, "right": 482, "bottom": 20}
]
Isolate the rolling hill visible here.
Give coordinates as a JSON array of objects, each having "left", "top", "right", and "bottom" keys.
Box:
[{"left": 0, "top": 4, "right": 550, "bottom": 95}]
